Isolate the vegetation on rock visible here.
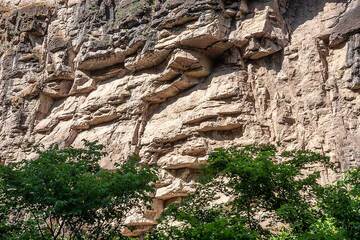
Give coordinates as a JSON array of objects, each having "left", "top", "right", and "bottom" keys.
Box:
[
  {"left": 0, "top": 141, "right": 157, "bottom": 240},
  {"left": 147, "top": 145, "right": 359, "bottom": 240},
  {"left": 0, "top": 143, "right": 358, "bottom": 239}
]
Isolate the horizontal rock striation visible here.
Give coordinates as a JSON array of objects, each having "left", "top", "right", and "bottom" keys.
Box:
[{"left": 0, "top": 0, "right": 359, "bottom": 235}]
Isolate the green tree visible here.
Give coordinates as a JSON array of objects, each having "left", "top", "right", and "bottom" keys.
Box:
[
  {"left": 146, "top": 183, "right": 259, "bottom": 240},
  {"left": 148, "top": 145, "right": 353, "bottom": 240},
  {"left": 200, "top": 146, "right": 331, "bottom": 233},
  {"left": 317, "top": 168, "right": 360, "bottom": 239},
  {"left": 0, "top": 141, "right": 157, "bottom": 240}
]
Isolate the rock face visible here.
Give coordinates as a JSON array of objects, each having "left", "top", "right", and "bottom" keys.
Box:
[{"left": 0, "top": 0, "right": 360, "bottom": 235}]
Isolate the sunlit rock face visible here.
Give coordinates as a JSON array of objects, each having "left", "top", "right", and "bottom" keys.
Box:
[{"left": 0, "top": 0, "right": 359, "bottom": 235}]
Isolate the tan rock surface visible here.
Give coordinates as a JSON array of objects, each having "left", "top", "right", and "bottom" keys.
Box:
[{"left": 0, "top": 0, "right": 359, "bottom": 234}]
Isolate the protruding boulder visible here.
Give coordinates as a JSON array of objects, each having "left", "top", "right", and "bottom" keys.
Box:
[
  {"left": 155, "top": 179, "right": 195, "bottom": 200},
  {"left": 69, "top": 71, "right": 96, "bottom": 95},
  {"left": 229, "top": 6, "right": 288, "bottom": 59},
  {"left": 157, "top": 155, "right": 206, "bottom": 169}
]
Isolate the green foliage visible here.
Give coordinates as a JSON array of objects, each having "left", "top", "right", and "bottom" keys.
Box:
[
  {"left": 200, "top": 146, "right": 330, "bottom": 232},
  {"left": 146, "top": 183, "right": 259, "bottom": 240},
  {"left": 147, "top": 145, "right": 358, "bottom": 240},
  {"left": 147, "top": 216, "right": 258, "bottom": 240},
  {"left": 1, "top": 143, "right": 358, "bottom": 239},
  {"left": 271, "top": 217, "right": 347, "bottom": 240},
  {"left": 0, "top": 140, "right": 157, "bottom": 240},
  {"left": 317, "top": 168, "right": 360, "bottom": 239}
]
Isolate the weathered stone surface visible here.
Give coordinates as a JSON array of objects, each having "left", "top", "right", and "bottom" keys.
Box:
[
  {"left": 328, "top": 0, "right": 360, "bottom": 47},
  {"left": 0, "top": 0, "right": 360, "bottom": 235},
  {"left": 345, "top": 34, "right": 360, "bottom": 90}
]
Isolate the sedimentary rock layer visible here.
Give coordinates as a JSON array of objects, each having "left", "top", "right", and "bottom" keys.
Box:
[{"left": 0, "top": 0, "right": 359, "bottom": 235}]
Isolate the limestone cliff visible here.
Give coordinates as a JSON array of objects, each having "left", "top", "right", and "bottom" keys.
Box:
[{"left": 0, "top": 0, "right": 359, "bottom": 235}]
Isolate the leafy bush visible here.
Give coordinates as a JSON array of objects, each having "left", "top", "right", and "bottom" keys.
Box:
[
  {"left": 147, "top": 145, "right": 358, "bottom": 240},
  {"left": 1, "top": 143, "right": 358, "bottom": 239},
  {"left": 0, "top": 141, "right": 157, "bottom": 240},
  {"left": 317, "top": 168, "right": 360, "bottom": 239}
]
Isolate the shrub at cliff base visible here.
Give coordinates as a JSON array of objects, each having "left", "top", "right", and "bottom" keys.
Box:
[
  {"left": 0, "top": 143, "right": 359, "bottom": 240},
  {"left": 0, "top": 140, "right": 157, "bottom": 240},
  {"left": 147, "top": 145, "right": 359, "bottom": 240}
]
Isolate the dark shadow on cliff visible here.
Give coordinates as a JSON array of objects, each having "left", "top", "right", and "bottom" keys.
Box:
[
  {"left": 246, "top": 50, "right": 284, "bottom": 74},
  {"left": 285, "top": 0, "right": 348, "bottom": 34}
]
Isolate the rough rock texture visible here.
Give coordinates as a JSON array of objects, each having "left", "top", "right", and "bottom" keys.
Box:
[{"left": 0, "top": 0, "right": 360, "bottom": 235}]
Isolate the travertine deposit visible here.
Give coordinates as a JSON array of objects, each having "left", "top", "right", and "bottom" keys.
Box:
[{"left": 0, "top": 0, "right": 359, "bottom": 235}]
